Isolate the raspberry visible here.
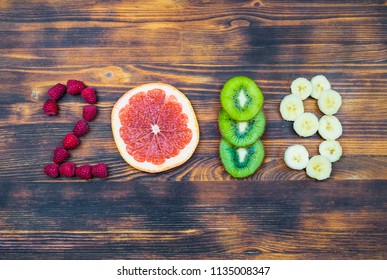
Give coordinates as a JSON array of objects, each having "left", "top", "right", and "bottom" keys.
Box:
[
  {"left": 67, "top": 79, "right": 85, "bottom": 95},
  {"left": 53, "top": 146, "right": 70, "bottom": 164},
  {"left": 43, "top": 99, "right": 58, "bottom": 116},
  {"left": 75, "top": 165, "right": 92, "bottom": 180},
  {"left": 81, "top": 87, "right": 97, "bottom": 104},
  {"left": 83, "top": 105, "right": 97, "bottom": 122},
  {"left": 62, "top": 133, "right": 80, "bottom": 150},
  {"left": 44, "top": 163, "right": 59, "bottom": 177},
  {"left": 59, "top": 162, "right": 75, "bottom": 177},
  {"left": 91, "top": 163, "right": 108, "bottom": 178},
  {"left": 73, "top": 119, "right": 89, "bottom": 137},
  {"left": 48, "top": 83, "right": 66, "bottom": 100}
]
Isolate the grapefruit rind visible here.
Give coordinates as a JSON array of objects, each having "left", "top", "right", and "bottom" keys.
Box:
[{"left": 111, "top": 83, "right": 199, "bottom": 173}]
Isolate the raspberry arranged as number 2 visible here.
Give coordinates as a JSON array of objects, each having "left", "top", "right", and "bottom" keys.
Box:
[{"left": 43, "top": 79, "right": 108, "bottom": 180}]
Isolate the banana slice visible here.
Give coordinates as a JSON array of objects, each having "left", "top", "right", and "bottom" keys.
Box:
[
  {"left": 306, "top": 155, "right": 332, "bottom": 180},
  {"left": 280, "top": 94, "right": 304, "bottom": 121},
  {"left": 319, "top": 140, "right": 342, "bottom": 162},
  {"left": 318, "top": 89, "right": 342, "bottom": 115},
  {"left": 291, "top": 77, "right": 313, "bottom": 100},
  {"left": 284, "top": 145, "right": 309, "bottom": 170},
  {"left": 293, "top": 112, "right": 319, "bottom": 137},
  {"left": 318, "top": 115, "right": 343, "bottom": 140},
  {"left": 311, "top": 75, "right": 331, "bottom": 99}
]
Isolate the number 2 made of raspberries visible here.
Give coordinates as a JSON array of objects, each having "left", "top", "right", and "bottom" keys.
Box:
[{"left": 43, "top": 80, "right": 108, "bottom": 180}]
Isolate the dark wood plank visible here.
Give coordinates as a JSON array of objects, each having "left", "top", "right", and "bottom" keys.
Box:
[
  {"left": 0, "top": 0, "right": 386, "bottom": 259},
  {"left": 0, "top": 181, "right": 386, "bottom": 260}
]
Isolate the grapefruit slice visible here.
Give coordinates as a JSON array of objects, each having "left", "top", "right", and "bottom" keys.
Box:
[{"left": 111, "top": 83, "right": 199, "bottom": 173}]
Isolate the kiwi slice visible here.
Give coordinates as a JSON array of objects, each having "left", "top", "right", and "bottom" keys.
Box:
[
  {"left": 220, "top": 76, "right": 264, "bottom": 121},
  {"left": 219, "top": 108, "right": 266, "bottom": 147},
  {"left": 220, "top": 138, "right": 265, "bottom": 178}
]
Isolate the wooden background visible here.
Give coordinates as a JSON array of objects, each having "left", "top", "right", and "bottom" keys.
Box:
[{"left": 0, "top": 0, "right": 386, "bottom": 259}]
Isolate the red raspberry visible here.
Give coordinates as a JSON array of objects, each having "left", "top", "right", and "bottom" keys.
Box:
[
  {"left": 59, "top": 162, "right": 75, "bottom": 177},
  {"left": 83, "top": 105, "right": 97, "bottom": 122},
  {"left": 73, "top": 119, "right": 89, "bottom": 137},
  {"left": 44, "top": 163, "right": 59, "bottom": 177},
  {"left": 91, "top": 163, "right": 108, "bottom": 178},
  {"left": 48, "top": 83, "right": 66, "bottom": 100},
  {"left": 43, "top": 99, "right": 58, "bottom": 116},
  {"left": 67, "top": 79, "right": 85, "bottom": 95},
  {"left": 53, "top": 146, "right": 70, "bottom": 164},
  {"left": 75, "top": 165, "right": 92, "bottom": 180},
  {"left": 81, "top": 87, "right": 97, "bottom": 104},
  {"left": 62, "top": 133, "right": 80, "bottom": 150}
]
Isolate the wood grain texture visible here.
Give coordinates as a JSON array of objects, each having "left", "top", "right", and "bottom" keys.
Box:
[{"left": 0, "top": 0, "right": 386, "bottom": 259}]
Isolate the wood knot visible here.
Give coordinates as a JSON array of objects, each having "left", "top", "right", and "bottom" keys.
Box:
[
  {"left": 31, "top": 89, "right": 41, "bottom": 101},
  {"left": 243, "top": 248, "right": 263, "bottom": 255},
  {"left": 229, "top": 19, "right": 252, "bottom": 28},
  {"left": 254, "top": 1, "right": 265, "bottom": 7}
]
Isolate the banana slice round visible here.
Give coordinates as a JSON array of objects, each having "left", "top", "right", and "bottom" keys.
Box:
[
  {"left": 280, "top": 94, "right": 304, "bottom": 121},
  {"left": 306, "top": 155, "right": 332, "bottom": 180},
  {"left": 284, "top": 145, "right": 309, "bottom": 170},
  {"left": 311, "top": 75, "right": 331, "bottom": 99},
  {"left": 291, "top": 77, "right": 313, "bottom": 100},
  {"left": 318, "top": 89, "right": 342, "bottom": 115},
  {"left": 319, "top": 140, "right": 342, "bottom": 162},
  {"left": 293, "top": 112, "right": 319, "bottom": 137},
  {"left": 318, "top": 115, "right": 343, "bottom": 140}
]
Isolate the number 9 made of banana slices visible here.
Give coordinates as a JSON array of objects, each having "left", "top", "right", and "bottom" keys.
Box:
[{"left": 280, "top": 75, "right": 343, "bottom": 180}]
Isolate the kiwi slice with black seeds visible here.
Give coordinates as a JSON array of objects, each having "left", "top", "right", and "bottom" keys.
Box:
[
  {"left": 220, "top": 76, "right": 264, "bottom": 121},
  {"left": 220, "top": 138, "right": 265, "bottom": 178},
  {"left": 219, "top": 108, "right": 266, "bottom": 147}
]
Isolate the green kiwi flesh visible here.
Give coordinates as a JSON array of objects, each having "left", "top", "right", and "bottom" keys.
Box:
[
  {"left": 220, "top": 138, "right": 265, "bottom": 178},
  {"left": 220, "top": 76, "right": 264, "bottom": 121},
  {"left": 219, "top": 108, "right": 266, "bottom": 147}
]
